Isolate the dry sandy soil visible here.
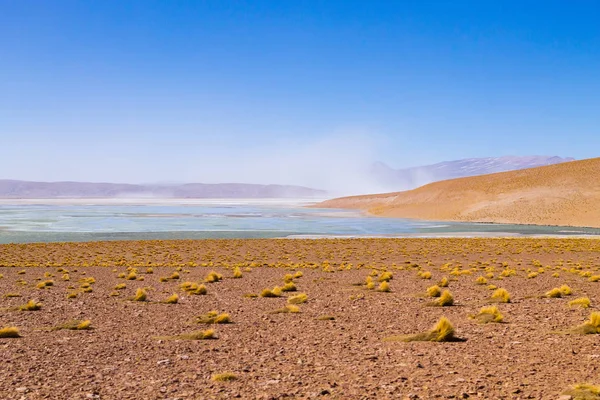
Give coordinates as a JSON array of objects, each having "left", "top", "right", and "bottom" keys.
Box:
[
  {"left": 1, "top": 238, "right": 600, "bottom": 399},
  {"left": 317, "top": 157, "right": 600, "bottom": 228}
]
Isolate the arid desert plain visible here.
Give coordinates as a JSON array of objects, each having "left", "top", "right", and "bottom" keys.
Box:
[{"left": 1, "top": 238, "right": 600, "bottom": 399}]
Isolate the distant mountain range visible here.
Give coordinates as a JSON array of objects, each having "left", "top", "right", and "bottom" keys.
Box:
[
  {"left": 0, "top": 156, "right": 575, "bottom": 199},
  {"left": 0, "top": 180, "right": 327, "bottom": 199},
  {"left": 369, "top": 156, "right": 575, "bottom": 190}
]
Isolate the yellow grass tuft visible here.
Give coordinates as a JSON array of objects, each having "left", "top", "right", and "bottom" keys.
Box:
[
  {"left": 132, "top": 288, "right": 147, "bottom": 302},
  {"left": 260, "top": 288, "right": 282, "bottom": 298},
  {"left": 271, "top": 304, "right": 300, "bottom": 314},
  {"left": 126, "top": 272, "right": 137, "bottom": 280},
  {"left": 0, "top": 326, "right": 21, "bottom": 338},
  {"left": 66, "top": 292, "right": 78, "bottom": 299},
  {"left": 569, "top": 297, "right": 591, "bottom": 309},
  {"left": 562, "top": 383, "right": 600, "bottom": 399},
  {"left": 491, "top": 288, "right": 511, "bottom": 303},
  {"left": 36, "top": 280, "right": 54, "bottom": 289},
  {"left": 233, "top": 267, "right": 243, "bottom": 278},
  {"left": 52, "top": 320, "right": 92, "bottom": 331},
  {"left": 383, "top": 316, "right": 456, "bottom": 342},
  {"left": 196, "top": 311, "right": 231, "bottom": 324},
  {"left": 204, "top": 271, "right": 223, "bottom": 283},
  {"left": 378, "top": 272, "right": 393, "bottom": 282},
  {"left": 471, "top": 305, "right": 504, "bottom": 323},
  {"left": 19, "top": 299, "right": 42, "bottom": 311},
  {"left": 419, "top": 271, "right": 432, "bottom": 279},
  {"left": 211, "top": 372, "right": 237, "bottom": 382},
  {"left": 181, "top": 282, "right": 207, "bottom": 295},
  {"left": 317, "top": 315, "right": 335, "bottom": 320},
  {"left": 571, "top": 312, "right": 600, "bottom": 335},
  {"left": 164, "top": 293, "right": 179, "bottom": 304},
  {"left": 281, "top": 282, "right": 297, "bottom": 292},
  {"left": 283, "top": 273, "right": 294, "bottom": 283},
  {"left": 158, "top": 329, "right": 216, "bottom": 340},
  {"left": 475, "top": 276, "right": 487, "bottom": 285},
  {"left": 426, "top": 285, "right": 441, "bottom": 297},
  {"left": 560, "top": 284, "right": 573, "bottom": 295},
  {"left": 376, "top": 281, "right": 391, "bottom": 292},
  {"left": 287, "top": 293, "right": 308, "bottom": 304},
  {"left": 146, "top": 267, "right": 154, "bottom": 274},
  {"left": 293, "top": 271, "right": 303, "bottom": 278},
  {"left": 436, "top": 290, "right": 454, "bottom": 306},
  {"left": 115, "top": 283, "right": 126, "bottom": 290},
  {"left": 546, "top": 288, "right": 563, "bottom": 298},
  {"left": 438, "top": 277, "right": 449, "bottom": 287}
]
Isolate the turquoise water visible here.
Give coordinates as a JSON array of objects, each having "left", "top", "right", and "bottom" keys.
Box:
[{"left": 0, "top": 200, "right": 599, "bottom": 243}]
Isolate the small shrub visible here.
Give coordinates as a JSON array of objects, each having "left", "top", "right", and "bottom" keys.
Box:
[
  {"left": 475, "top": 276, "right": 487, "bottom": 285},
  {"left": 270, "top": 304, "right": 300, "bottom": 314},
  {"left": 132, "top": 288, "right": 147, "bottom": 302},
  {"left": 569, "top": 297, "right": 591, "bottom": 308},
  {"left": 383, "top": 316, "right": 456, "bottom": 342},
  {"left": 572, "top": 311, "right": 600, "bottom": 334},
  {"left": 438, "top": 277, "right": 449, "bottom": 287},
  {"left": 378, "top": 272, "right": 393, "bottom": 282},
  {"left": 204, "top": 271, "right": 223, "bottom": 283},
  {"left": 115, "top": 283, "right": 126, "bottom": 290},
  {"left": 561, "top": 383, "right": 600, "bottom": 399},
  {"left": 281, "top": 282, "right": 297, "bottom": 292},
  {"left": 52, "top": 320, "right": 92, "bottom": 331},
  {"left": 283, "top": 273, "right": 294, "bottom": 283},
  {"left": 491, "top": 288, "right": 511, "bottom": 303},
  {"left": 66, "top": 292, "right": 78, "bottom": 299},
  {"left": 471, "top": 306, "right": 504, "bottom": 323},
  {"left": 126, "top": 272, "right": 137, "bottom": 280},
  {"left": 158, "top": 329, "right": 216, "bottom": 340},
  {"left": 419, "top": 271, "right": 432, "bottom": 279},
  {"left": 233, "top": 267, "right": 243, "bottom": 278},
  {"left": 164, "top": 293, "right": 179, "bottom": 304},
  {"left": 36, "top": 280, "right": 54, "bottom": 289},
  {"left": 317, "top": 315, "right": 335, "bottom": 320},
  {"left": 560, "top": 285, "right": 573, "bottom": 295},
  {"left": 169, "top": 271, "right": 180, "bottom": 280},
  {"left": 376, "top": 281, "right": 391, "bottom": 292},
  {"left": 196, "top": 311, "right": 231, "bottom": 324},
  {"left": 589, "top": 275, "right": 600, "bottom": 282},
  {"left": 437, "top": 290, "right": 454, "bottom": 306},
  {"left": 426, "top": 285, "right": 441, "bottom": 297},
  {"left": 0, "top": 326, "right": 21, "bottom": 338},
  {"left": 287, "top": 293, "right": 308, "bottom": 304},
  {"left": 146, "top": 267, "right": 154, "bottom": 274},
  {"left": 211, "top": 372, "right": 237, "bottom": 382},
  {"left": 546, "top": 288, "right": 563, "bottom": 298},
  {"left": 527, "top": 272, "right": 538, "bottom": 279},
  {"left": 19, "top": 300, "right": 42, "bottom": 311},
  {"left": 293, "top": 271, "right": 303, "bottom": 279}
]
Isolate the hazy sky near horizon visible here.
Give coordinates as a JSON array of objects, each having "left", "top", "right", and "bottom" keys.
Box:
[{"left": 1, "top": 1, "right": 599, "bottom": 188}]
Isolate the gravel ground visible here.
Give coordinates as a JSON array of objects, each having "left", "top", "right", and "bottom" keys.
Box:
[{"left": 1, "top": 238, "right": 600, "bottom": 399}]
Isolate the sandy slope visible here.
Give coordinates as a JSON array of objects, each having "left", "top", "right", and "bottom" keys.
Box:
[{"left": 318, "top": 157, "right": 600, "bottom": 228}]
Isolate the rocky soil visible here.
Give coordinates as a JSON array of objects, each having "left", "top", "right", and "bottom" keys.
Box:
[{"left": 1, "top": 238, "right": 600, "bottom": 399}]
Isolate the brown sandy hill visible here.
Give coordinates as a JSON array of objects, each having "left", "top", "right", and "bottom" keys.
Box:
[{"left": 318, "top": 157, "right": 600, "bottom": 228}]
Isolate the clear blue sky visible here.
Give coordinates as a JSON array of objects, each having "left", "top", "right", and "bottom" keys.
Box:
[{"left": 1, "top": 1, "right": 599, "bottom": 185}]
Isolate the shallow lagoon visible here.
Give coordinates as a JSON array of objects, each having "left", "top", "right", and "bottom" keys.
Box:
[{"left": 0, "top": 199, "right": 598, "bottom": 243}]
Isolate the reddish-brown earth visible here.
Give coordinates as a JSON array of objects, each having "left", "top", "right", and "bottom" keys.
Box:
[{"left": 1, "top": 238, "right": 600, "bottom": 399}]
